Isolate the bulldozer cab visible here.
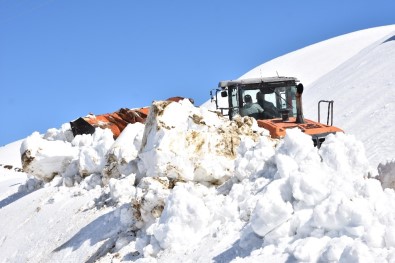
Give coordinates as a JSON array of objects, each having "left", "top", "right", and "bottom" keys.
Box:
[{"left": 213, "top": 77, "right": 299, "bottom": 121}]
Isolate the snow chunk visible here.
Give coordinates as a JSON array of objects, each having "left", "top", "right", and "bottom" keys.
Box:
[
  {"left": 72, "top": 128, "right": 114, "bottom": 177},
  {"left": 234, "top": 136, "right": 276, "bottom": 181},
  {"left": 21, "top": 132, "right": 78, "bottom": 181},
  {"left": 104, "top": 122, "right": 145, "bottom": 182},
  {"left": 250, "top": 179, "right": 293, "bottom": 237},
  {"left": 339, "top": 240, "right": 375, "bottom": 262},
  {"left": 320, "top": 132, "right": 371, "bottom": 178},
  {"left": 290, "top": 236, "right": 330, "bottom": 262},
  {"left": 377, "top": 160, "right": 395, "bottom": 189},
  {"left": 132, "top": 177, "right": 171, "bottom": 229},
  {"left": 151, "top": 183, "right": 210, "bottom": 250},
  {"left": 109, "top": 175, "right": 136, "bottom": 204},
  {"left": 44, "top": 123, "right": 74, "bottom": 142},
  {"left": 138, "top": 99, "right": 261, "bottom": 183}
]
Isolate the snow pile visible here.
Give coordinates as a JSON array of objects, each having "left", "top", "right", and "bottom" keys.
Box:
[
  {"left": 137, "top": 99, "right": 269, "bottom": 183},
  {"left": 20, "top": 121, "right": 145, "bottom": 188},
  {"left": 20, "top": 131, "right": 78, "bottom": 182},
  {"left": 20, "top": 99, "right": 269, "bottom": 187},
  {"left": 243, "top": 130, "right": 395, "bottom": 262},
  {"left": 10, "top": 98, "right": 395, "bottom": 262}
]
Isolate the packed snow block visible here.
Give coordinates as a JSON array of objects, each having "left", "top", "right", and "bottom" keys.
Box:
[
  {"left": 151, "top": 183, "right": 210, "bottom": 251},
  {"left": 377, "top": 160, "right": 395, "bottom": 189},
  {"left": 21, "top": 128, "right": 115, "bottom": 183},
  {"left": 138, "top": 99, "right": 260, "bottom": 183},
  {"left": 103, "top": 122, "right": 145, "bottom": 183},
  {"left": 20, "top": 132, "right": 78, "bottom": 182},
  {"left": 319, "top": 132, "right": 371, "bottom": 178},
  {"left": 132, "top": 177, "right": 171, "bottom": 229},
  {"left": 234, "top": 135, "right": 276, "bottom": 181},
  {"left": 71, "top": 128, "right": 114, "bottom": 177},
  {"left": 108, "top": 175, "right": 137, "bottom": 204},
  {"left": 44, "top": 123, "right": 75, "bottom": 142},
  {"left": 250, "top": 178, "right": 294, "bottom": 237}
]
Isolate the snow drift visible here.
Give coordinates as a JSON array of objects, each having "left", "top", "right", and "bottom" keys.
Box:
[{"left": 2, "top": 97, "right": 393, "bottom": 262}]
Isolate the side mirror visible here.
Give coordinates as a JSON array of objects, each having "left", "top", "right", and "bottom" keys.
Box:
[
  {"left": 221, "top": 91, "right": 228, "bottom": 97},
  {"left": 297, "top": 83, "right": 304, "bottom": 95}
]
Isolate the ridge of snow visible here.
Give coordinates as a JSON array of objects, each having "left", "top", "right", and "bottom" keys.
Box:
[{"left": 240, "top": 25, "right": 395, "bottom": 86}]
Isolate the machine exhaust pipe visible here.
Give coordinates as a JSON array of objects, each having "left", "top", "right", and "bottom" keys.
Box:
[{"left": 296, "top": 83, "right": 305, "bottom": 124}]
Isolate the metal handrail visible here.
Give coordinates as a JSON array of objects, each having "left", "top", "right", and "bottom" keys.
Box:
[{"left": 318, "top": 100, "right": 334, "bottom": 126}]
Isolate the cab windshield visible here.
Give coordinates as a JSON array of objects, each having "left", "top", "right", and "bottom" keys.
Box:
[{"left": 231, "top": 85, "right": 297, "bottom": 120}]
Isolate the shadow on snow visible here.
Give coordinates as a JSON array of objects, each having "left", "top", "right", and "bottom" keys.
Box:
[
  {"left": 52, "top": 204, "right": 132, "bottom": 261},
  {"left": 53, "top": 204, "right": 126, "bottom": 252},
  {"left": 382, "top": 35, "right": 395, "bottom": 43},
  {"left": 0, "top": 187, "right": 38, "bottom": 209}
]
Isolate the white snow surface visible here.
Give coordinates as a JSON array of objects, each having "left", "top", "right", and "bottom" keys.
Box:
[
  {"left": 1, "top": 25, "right": 395, "bottom": 262},
  {"left": 242, "top": 25, "right": 395, "bottom": 87}
]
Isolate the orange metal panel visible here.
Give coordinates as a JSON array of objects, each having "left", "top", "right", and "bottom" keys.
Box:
[{"left": 257, "top": 117, "right": 343, "bottom": 139}]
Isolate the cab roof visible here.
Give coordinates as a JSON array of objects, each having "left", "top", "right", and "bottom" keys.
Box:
[{"left": 218, "top": 76, "right": 299, "bottom": 88}]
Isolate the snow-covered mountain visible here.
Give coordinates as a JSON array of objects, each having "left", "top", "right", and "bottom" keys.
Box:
[{"left": 1, "top": 25, "right": 395, "bottom": 263}]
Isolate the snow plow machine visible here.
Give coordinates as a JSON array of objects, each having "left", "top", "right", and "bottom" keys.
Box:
[
  {"left": 70, "top": 76, "right": 342, "bottom": 147},
  {"left": 210, "top": 77, "right": 343, "bottom": 147}
]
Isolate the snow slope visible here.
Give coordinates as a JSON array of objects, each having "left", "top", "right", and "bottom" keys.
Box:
[
  {"left": 241, "top": 25, "right": 395, "bottom": 87},
  {"left": 1, "top": 25, "right": 395, "bottom": 263},
  {"left": 303, "top": 31, "right": 395, "bottom": 167},
  {"left": 0, "top": 140, "right": 23, "bottom": 167},
  {"left": 0, "top": 141, "right": 27, "bottom": 207}
]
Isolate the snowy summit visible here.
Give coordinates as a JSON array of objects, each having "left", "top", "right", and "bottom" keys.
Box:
[{"left": 1, "top": 25, "right": 395, "bottom": 262}]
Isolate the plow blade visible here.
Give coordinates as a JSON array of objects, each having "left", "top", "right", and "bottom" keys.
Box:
[
  {"left": 70, "top": 107, "right": 149, "bottom": 139},
  {"left": 69, "top": 97, "right": 193, "bottom": 139}
]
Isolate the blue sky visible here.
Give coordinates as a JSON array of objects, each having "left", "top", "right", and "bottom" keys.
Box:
[{"left": 1, "top": 0, "right": 395, "bottom": 146}]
